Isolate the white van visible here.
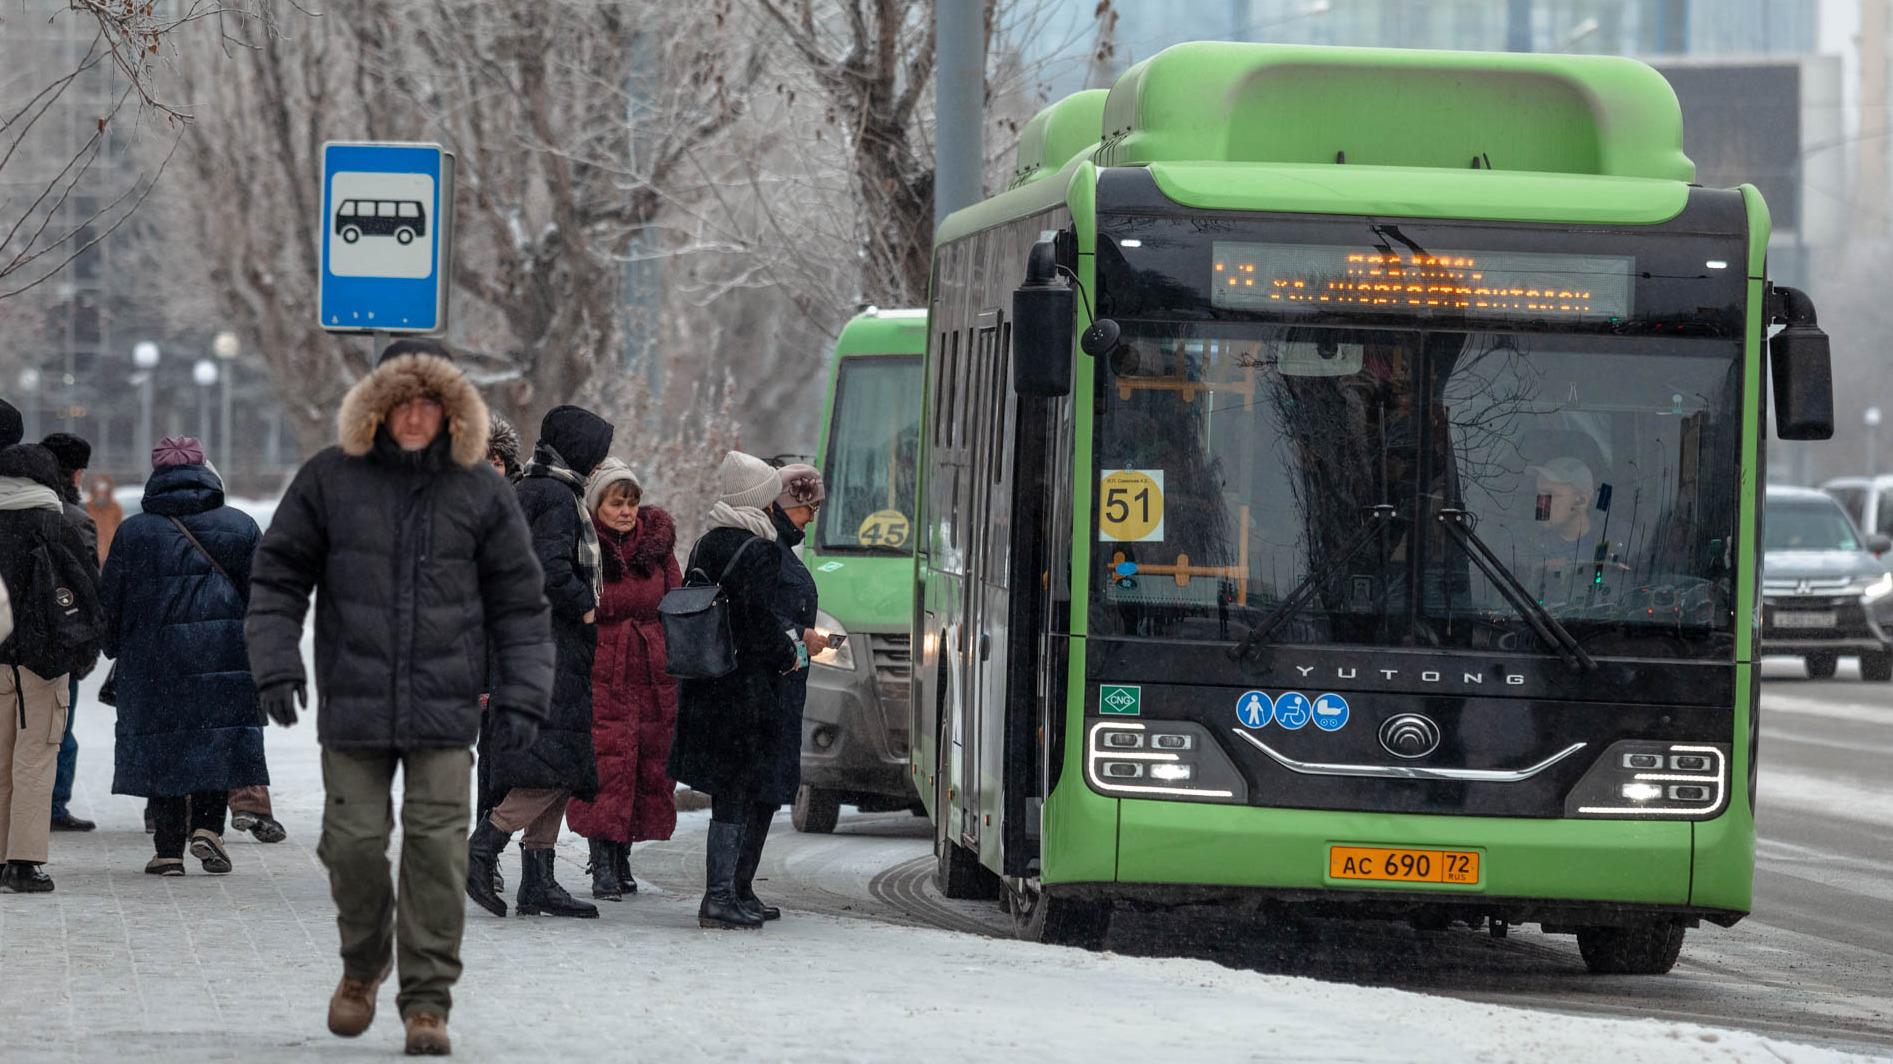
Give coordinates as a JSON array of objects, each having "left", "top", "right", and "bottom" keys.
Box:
[{"left": 1821, "top": 475, "right": 1893, "bottom": 545}]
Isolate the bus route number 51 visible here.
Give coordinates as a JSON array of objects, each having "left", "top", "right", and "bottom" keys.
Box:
[{"left": 1099, "top": 469, "right": 1166, "bottom": 543}]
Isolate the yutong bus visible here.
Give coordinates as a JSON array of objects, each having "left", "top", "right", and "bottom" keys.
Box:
[{"left": 912, "top": 43, "right": 1834, "bottom": 973}]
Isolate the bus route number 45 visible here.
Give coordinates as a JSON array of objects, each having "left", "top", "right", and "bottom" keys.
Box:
[{"left": 1100, "top": 469, "right": 1166, "bottom": 543}]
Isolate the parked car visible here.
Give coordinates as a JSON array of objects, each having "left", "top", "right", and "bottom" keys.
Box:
[
  {"left": 1821, "top": 474, "right": 1893, "bottom": 545},
  {"left": 1762, "top": 485, "right": 1893, "bottom": 680}
]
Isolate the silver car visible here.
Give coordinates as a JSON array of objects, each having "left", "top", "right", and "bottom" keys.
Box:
[{"left": 1761, "top": 485, "right": 1893, "bottom": 680}]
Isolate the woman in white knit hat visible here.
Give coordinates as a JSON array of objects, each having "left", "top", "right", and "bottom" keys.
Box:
[{"left": 667, "top": 451, "right": 801, "bottom": 929}]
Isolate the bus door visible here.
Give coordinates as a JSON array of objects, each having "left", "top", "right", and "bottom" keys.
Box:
[{"left": 958, "top": 311, "right": 1013, "bottom": 851}]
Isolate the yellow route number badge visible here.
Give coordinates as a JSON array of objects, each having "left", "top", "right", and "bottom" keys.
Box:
[
  {"left": 1098, "top": 469, "right": 1165, "bottom": 542},
  {"left": 857, "top": 509, "right": 911, "bottom": 548}
]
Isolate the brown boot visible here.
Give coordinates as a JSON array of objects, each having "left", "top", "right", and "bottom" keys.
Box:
[
  {"left": 404, "top": 1011, "right": 451, "bottom": 1056},
  {"left": 326, "top": 962, "right": 389, "bottom": 1037}
]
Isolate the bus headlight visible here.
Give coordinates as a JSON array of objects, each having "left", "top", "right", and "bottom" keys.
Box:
[
  {"left": 1086, "top": 720, "right": 1246, "bottom": 803},
  {"left": 811, "top": 610, "right": 855, "bottom": 670},
  {"left": 1565, "top": 741, "right": 1729, "bottom": 819}
]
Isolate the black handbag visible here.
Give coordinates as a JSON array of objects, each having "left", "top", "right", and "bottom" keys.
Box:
[
  {"left": 98, "top": 663, "right": 118, "bottom": 707},
  {"left": 659, "top": 537, "right": 760, "bottom": 680}
]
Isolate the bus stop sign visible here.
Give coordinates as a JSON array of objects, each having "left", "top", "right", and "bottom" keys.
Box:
[{"left": 318, "top": 141, "right": 454, "bottom": 334}]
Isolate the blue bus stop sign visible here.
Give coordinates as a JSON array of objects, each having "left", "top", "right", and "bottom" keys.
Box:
[{"left": 318, "top": 142, "right": 454, "bottom": 334}]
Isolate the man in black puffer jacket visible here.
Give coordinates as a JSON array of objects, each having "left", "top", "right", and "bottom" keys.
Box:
[
  {"left": 468, "top": 404, "right": 613, "bottom": 922},
  {"left": 245, "top": 339, "right": 553, "bottom": 1056}
]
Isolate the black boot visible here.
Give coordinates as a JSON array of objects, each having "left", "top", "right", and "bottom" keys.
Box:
[
  {"left": 614, "top": 842, "right": 637, "bottom": 895},
  {"left": 465, "top": 818, "right": 512, "bottom": 917},
  {"left": 516, "top": 848, "right": 599, "bottom": 918},
  {"left": 734, "top": 804, "right": 780, "bottom": 922},
  {"left": 0, "top": 860, "right": 54, "bottom": 893},
  {"left": 587, "top": 839, "right": 623, "bottom": 901},
  {"left": 699, "top": 820, "right": 762, "bottom": 930}
]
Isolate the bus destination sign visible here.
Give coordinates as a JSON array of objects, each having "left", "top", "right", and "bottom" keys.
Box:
[{"left": 1210, "top": 242, "right": 1634, "bottom": 320}]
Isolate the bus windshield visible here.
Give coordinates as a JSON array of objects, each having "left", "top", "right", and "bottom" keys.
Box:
[
  {"left": 1089, "top": 322, "right": 1743, "bottom": 660},
  {"left": 819, "top": 355, "right": 922, "bottom": 553}
]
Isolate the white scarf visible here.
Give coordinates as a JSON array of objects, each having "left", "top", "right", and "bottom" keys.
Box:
[
  {"left": 706, "top": 500, "right": 776, "bottom": 541},
  {"left": 0, "top": 476, "right": 63, "bottom": 513}
]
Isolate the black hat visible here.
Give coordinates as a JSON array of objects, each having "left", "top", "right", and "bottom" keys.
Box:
[
  {"left": 0, "top": 398, "right": 21, "bottom": 448},
  {"left": 377, "top": 337, "right": 455, "bottom": 366},
  {"left": 40, "top": 431, "right": 91, "bottom": 475},
  {"left": 0, "top": 443, "right": 63, "bottom": 492}
]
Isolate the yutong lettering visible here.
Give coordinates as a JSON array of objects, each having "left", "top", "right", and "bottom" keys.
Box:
[{"left": 1292, "top": 664, "right": 1525, "bottom": 687}]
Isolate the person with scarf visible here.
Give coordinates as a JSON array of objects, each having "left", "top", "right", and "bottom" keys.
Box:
[
  {"left": 669, "top": 451, "right": 802, "bottom": 929},
  {"left": 728, "top": 463, "right": 828, "bottom": 922},
  {"left": 468, "top": 404, "right": 613, "bottom": 920},
  {"left": 565, "top": 458, "right": 681, "bottom": 900},
  {"left": 0, "top": 443, "right": 101, "bottom": 894},
  {"left": 101, "top": 437, "right": 269, "bottom": 876}
]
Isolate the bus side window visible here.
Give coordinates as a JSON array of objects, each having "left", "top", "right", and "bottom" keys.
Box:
[
  {"left": 398, "top": 202, "right": 421, "bottom": 218},
  {"left": 378, "top": 202, "right": 399, "bottom": 217},
  {"left": 338, "top": 201, "right": 356, "bottom": 217}
]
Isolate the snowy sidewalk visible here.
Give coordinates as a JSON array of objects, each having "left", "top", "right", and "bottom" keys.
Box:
[{"left": 0, "top": 686, "right": 1878, "bottom": 1064}]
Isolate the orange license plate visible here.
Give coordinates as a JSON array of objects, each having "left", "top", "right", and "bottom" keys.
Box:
[{"left": 1329, "top": 845, "right": 1480, "bottom": 885}]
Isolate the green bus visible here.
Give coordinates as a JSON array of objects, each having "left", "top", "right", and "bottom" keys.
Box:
[
  {"left": 911, "top": 43, "right": 1834, "bottom": 973},
  {"left": 794, "top": 308, "right": 928, "bottom": 833}
]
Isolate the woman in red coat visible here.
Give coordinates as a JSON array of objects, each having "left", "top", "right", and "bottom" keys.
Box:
[{"left": 567, "top": 458, "right": 682, "bottom": 899}]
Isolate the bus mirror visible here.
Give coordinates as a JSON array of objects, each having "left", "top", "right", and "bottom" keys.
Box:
[
  {"left": 1012, "top": 240, "right": 1074, "bottom": 397},
  {"left": 1768, "top": 286, "right": 1834, "bottom": 441}
]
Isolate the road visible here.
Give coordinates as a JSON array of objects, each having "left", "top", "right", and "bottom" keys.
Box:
[{"left": 636, "top": 657, "right": 1893, "bottom": 1058}]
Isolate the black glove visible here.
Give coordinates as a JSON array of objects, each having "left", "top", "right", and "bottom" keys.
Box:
[
  {"left": 488, "top": 706, "right": 540, "bottom": 753},
  {"left": 260, "top": 680, "right": 306, "bottom": 728}
]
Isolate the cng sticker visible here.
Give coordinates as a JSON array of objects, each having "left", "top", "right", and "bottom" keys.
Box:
[
  {"left": 1099, "top": 469, "right": 1165, "bottom": 542},
  {"left": 856, "top": 509, "right": 911, "bottom": 548},
  {"left": 1099, "top": 684, "right": 1142, "bottom": 716}
]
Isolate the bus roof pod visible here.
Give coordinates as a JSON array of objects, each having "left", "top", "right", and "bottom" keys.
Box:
[
  {"left": 1009, "top": 89, "right": 1108, "bottom": 190},
  {"left": 1080, "top": 42, "right": 1695, "bottom": 182}
]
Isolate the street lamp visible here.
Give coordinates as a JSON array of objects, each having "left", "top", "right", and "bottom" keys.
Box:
[
  {"left": 133, "top": 341, "right": 160, "bottom": 456},
  {"left": 193, "top": 359, "right": 219, "bottom": 457},
  {"left": 213, "top": 331, "right": 239, "bottom": 474},
  {"left": 1867, "top": 406, "right": 1883, "bottom": 480}
]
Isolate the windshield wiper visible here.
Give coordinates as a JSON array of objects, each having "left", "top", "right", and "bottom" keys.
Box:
[
  {"left": 1232, "top": 504, "right": 1399, "bottom": 663},
  {"left": 1435, "top": 508, "right": 1596, "bottom": 672}
]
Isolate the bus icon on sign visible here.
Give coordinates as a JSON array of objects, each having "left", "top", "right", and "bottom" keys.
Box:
[{"left": 335, "top": 199, "right": 427, "bottom": 245}]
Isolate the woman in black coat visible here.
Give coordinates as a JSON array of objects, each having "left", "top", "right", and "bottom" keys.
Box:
[
  {"left": 469, "top": 404, "right": 613, "bottom": 920},
  {"left": 730, "top": 464, "right": 828, "bottom": 922},
  {"left": 669, "top": 451, "right": 799, "bottom": 930},
  {"left": 100, "top": 439, "right": 267, "bottom": 876}
]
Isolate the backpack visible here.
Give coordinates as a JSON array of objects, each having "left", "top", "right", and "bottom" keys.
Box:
[
  {"left": 2, "top": 539, "right": 102, "bottom": 681},
  {"left": 659, "top": 537, "right": 760, "bottom": 680}
]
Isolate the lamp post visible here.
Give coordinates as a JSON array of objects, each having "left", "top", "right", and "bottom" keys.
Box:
[
  {"left": 1868, "top": 406, "right": 1883, "bottom": 480},
  {"left": 193, "top": 358, "right": 219, "bottom": 454},
  {"left": 16, "top": 368, "right": 42, "bottom": 440},
  {"left": 133, "top": 341, "right": 160, "bottom": 455},
  {"left": 213, "top": 331, "right": 240, "bottom": 475}
]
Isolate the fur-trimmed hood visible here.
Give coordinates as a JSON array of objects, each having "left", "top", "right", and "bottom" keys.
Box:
[
  {"left": 598, "top": 505, "right": 676, "bottom": 581},
  {"left": 337, "top": 353, "right": 490, "bottom": 468}
]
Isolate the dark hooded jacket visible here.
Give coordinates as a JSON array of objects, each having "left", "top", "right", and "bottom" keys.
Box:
[
  {"left": 102, "top": 464, "right": 267, "bottom": 795},
  {"left": 245, "top": 352, "right": 555, "bottom": 750},
  {"left": 0, "top": 443, "right": 101, "bottom": 680},
  {"left": 489, "top": 406, "right": 614, "bottom": 799},
  {"left": 765, "top": 504, "right": 818, "bottom": 805}
]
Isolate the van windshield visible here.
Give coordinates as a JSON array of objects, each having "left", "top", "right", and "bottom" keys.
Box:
[{"left": 1766, "top": 503, "right": 1859, "bottom": 552}]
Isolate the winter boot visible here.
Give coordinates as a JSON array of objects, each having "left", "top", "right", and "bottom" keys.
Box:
[
  {"left": 734, "top": 804, "right": 780, "bottom": 922},
  {"left": 516, "top": 848, "right": 598, "bottom": 918},
  {"left": 699, "top": 820, "right": 762, "bottom": 930},
  {"left": 0, "top": 860, "right": 54, "bottom": 893},
  {"left": 613, "top": 842, "right": 638, "bottom": 895},
  {"left": 403, "top": 1011, "right": 451, "bottom": 1055},
  {"left": 464, "top": 818, "right": 512, "bottom": 918},
  {"left": 587, "top": 838, "right": 623, "bottom": 901}
]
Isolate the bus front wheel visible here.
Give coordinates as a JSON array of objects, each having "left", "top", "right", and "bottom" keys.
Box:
[
  {"left": 1008, "top": 881, "right": 1110, "bottom": 951},
  {"left": 1576, "top": 922, "right": 1685, "bottom": 974},
  {"left": 340, "top": 226, "right": 361, "bottom": 244},
  {"left": 396, "top": 227, "right": 416, "bottom": 245}
]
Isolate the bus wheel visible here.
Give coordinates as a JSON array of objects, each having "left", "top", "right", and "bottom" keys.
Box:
[
  {"left": 1008, "top": 881, "right": 1110, "bottom": 951},
  {"left": 791, "top": 785, "right": 840, "bottom": 834},
  {"left": 935, "top": 837, "right": 999, "bottom": 900},
  {"left": 1576, "top": 922, "right": 1685, "bottom": 974},
  {"left": 1861, "top": 651, "right": 1893, "bottom": 682},
  {"left": 340, "top": 226, "right": 361, "bottom": 244},
  {"left": 396, "top": 227, "right": 416, "bottom": 245},
  {"left": 1805, "top": 653, "right": 1838, "bottom": 680}
]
